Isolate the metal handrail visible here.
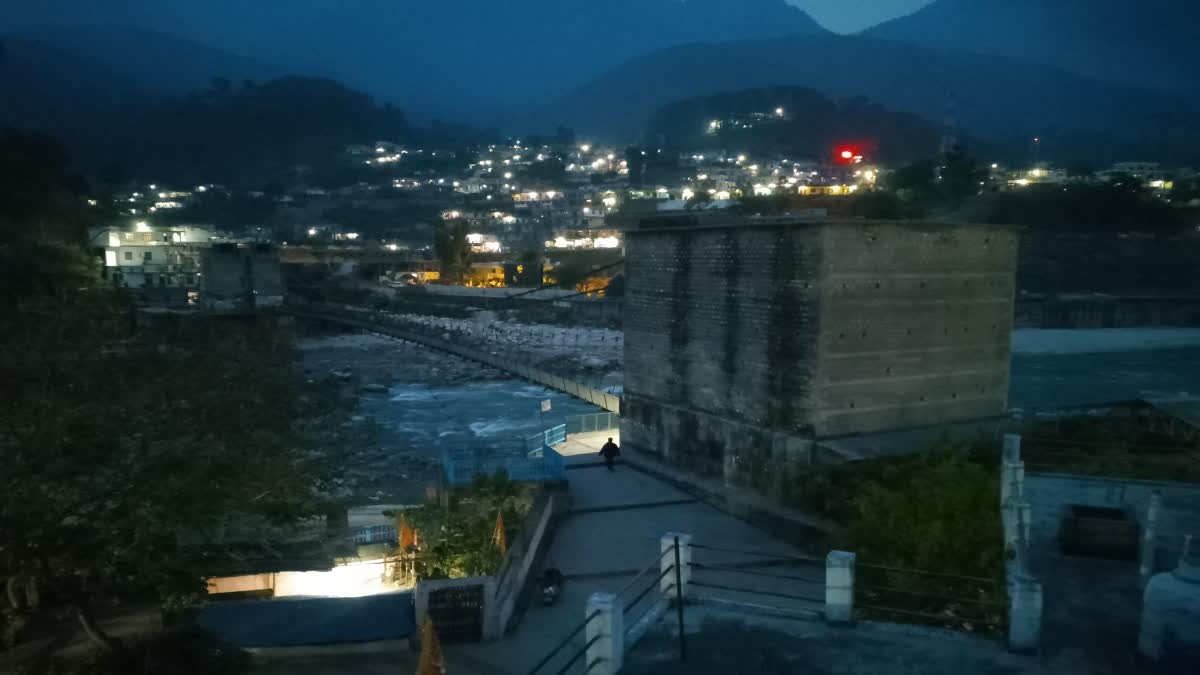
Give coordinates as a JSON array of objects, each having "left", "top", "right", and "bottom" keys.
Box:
[
  {"left": 613, "top": 543, "right": 677, "bottom": 599},
  {"left": 688, "top": 580, "right": 824, "bottom": 605},
  {"left": 552, "top": 634, "right": 603, "bottom": 675},
  {"left": 690, "top": 543, "right": 824, "bottom": 564},
  {"left": 525, "top": 609, "right": 602, "bottom": 675},
  {"left": 857, "top": 583, "right": 1007, "bottom": 608},
  {"left": 622, "top": 565, "right": 674, "bottom": 614},
  {"left": 689, "top": 561, "right": 824, "bottom": 586},
  {"left": 857, "top": 563, "right": 1003, "bottom": 586}
]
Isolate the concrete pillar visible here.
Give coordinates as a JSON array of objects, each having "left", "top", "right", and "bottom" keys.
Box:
[
  {"left": 585, "top": 593, "right": 623, "bottom": 675},
  {"left": 1015, "top": 500, "right": 1033, "bottom": 576},
  {"left": 825, "top": 551, "right": 856, "bottom": 625},
  {"left": 1008, "top": 575, "right": 1043, "bottom": 653},
  {"left": 1001, "top": 434, "right": 1023, "bottom": 507},
  {"left": 1140, "top": 492, "right": 1162, "bottom": 586},
  {"left": 1001, "top": 461, "right": 1024, "bottom": 505},
  {"left": 1139, "top": 535, "right": 1200, "bottom": 660},
  {"left": 661, "top": 533, "right": 692, "bottom": 600},
  {"left": 1002, "top": 433, "right": 1022, "bottom": 463}
]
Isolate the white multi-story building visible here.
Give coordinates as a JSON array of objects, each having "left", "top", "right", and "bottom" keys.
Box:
[{"left": 89, "top": 224, "right": 219, "bottom": 290}]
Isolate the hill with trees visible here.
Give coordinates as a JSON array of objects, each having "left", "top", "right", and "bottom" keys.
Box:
[
  {"left": 0, "top": 30, "right": 428, "bottom": 185},
  {"left": 644, "top": 87, "right": 951, "bottom": 164},
  {"left": 0, "top": 1, "right": 828, "bottom": 122},
  {"left": 538, "top": 33, "right": 1200, "bottom": 165}
]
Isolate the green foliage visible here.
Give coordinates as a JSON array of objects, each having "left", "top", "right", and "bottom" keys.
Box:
[
  {"left": 1022, "top": 411, "right": 1200, "bottom": 481},
  {"left": 0, "top": 290, "right": 347, "bottom": 646},
  {"left": 400, "top": 474, "right": 533, "bottom": 579},
  {"left": 13, "top": 627, "right": 251, "bottom": 675},
  {"left": 844, "top": 450, "right": 1001, "bottom": 577},
  {"left": 793, "top": 447, "right": 1006, "bottom": 634}
]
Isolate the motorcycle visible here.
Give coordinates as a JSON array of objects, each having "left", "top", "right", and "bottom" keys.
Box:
[{"left": 540, "top": 567, "right": 564, "bottom": 606}]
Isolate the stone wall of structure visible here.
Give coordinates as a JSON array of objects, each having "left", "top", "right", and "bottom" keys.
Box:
[
  {"left": 623, "top": 217, "right": 1018, "bottom": 492},
  {"left": 812, "top": 223, "right": 1018, "bottom": 437}
]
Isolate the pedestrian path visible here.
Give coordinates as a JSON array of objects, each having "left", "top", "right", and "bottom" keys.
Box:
[{"left": 446, "top": 431, "right": 819, "bottom": 674}]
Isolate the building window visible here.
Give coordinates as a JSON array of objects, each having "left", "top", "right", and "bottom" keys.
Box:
[
  {"left": 142, "top": 233, "right": 153, "bottom": 243},
  {"left": 143, "top": 252, "right": 153, "bottom": 261},
  {"left": 124, "top": 233, "right": 134, "bottom": 241},
  {"left": 124, "top": 251, "right": 133, "bottom": 261}
]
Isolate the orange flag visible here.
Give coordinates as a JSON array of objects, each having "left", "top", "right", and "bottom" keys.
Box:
[
  {"left": 492, "top": 510, "right": 507, "bottom": 555},
  {"left": 397, "top": 513, "right": 417, "bottom": 551},
  {"left": 415, "top": 616, "right": 445, "bottom": 675}
]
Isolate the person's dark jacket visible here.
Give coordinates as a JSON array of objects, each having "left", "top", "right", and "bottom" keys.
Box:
[{"left": 599, "top": 441, "right": 621, "bottom": 459}]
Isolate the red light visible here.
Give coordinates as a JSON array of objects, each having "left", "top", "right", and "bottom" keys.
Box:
[{"left": 840, "top": 150, "right": 854, "bottom": 159}]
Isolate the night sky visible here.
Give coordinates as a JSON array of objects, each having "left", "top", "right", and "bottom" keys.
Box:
[
  {"left": 789, "top": 0, "right": 934, "bottom": 33},
  {"left": 0, "top": 1, "right": 937, "bottom": 37}
]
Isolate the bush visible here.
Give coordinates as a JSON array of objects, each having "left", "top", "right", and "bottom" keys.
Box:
[
  {"left": 844, "top": 451, "right": 1000, "bottom": 575},
  {"left": 15, "top": 628, "right": 251, "bottom": 675}
]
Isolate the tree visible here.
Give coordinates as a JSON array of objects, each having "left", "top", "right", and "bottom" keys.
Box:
[
  {"left": 685, "top": 188, "right": 713, "bottom": 209},
  {"left": 1172, "top": 178, "right": 1200, "bottom": 203},
  {"left": 625, "top": 147, "right": 647, "bottom": 187},
  {"left": 0, "top": 129, "right": 89, "bottom": 244},
  {"left": 938, "top": 144, "right": 985, "bottom": 205},
  {"left": 0, "top": 297, "right": 344, "bottom": 651},
  {"left": 434, "top": 219, "right": 472, "bottom": 283},
  {"left": 554, "top": 125, "right": 576, "bottom": 148},
  {"left": 521, "top": 157, "right": 566, "bottom": 184},
  {"left": 887, "top": 159, "right": 937, "bottom": 200}
]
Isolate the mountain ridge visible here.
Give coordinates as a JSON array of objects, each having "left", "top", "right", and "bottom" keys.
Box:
[
  {"left": 862, "top": 0, "right": 1199, "bottom": 99},
  {"left": 535, "top": 32, "right": 1200, "bottom": 164}
]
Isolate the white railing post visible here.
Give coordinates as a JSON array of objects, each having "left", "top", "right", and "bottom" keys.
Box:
[
  {"left": 1008, "top": 574, "right": 1043, "bottom": 653},
  {"left": 1001, "top": 434, "right": 1025, "bottom": 558},
  {"left": 825, "top": 551, "right": 856, "bottom": 625},
  {"left": 661, "top": 533, "right": 692, "bottom": 599},
  {"left": 1140, "top": 492, "right": 1162, "bottom": 586},
  {"left": 585, "top": 593, "right": 623, "bottom": 675}
]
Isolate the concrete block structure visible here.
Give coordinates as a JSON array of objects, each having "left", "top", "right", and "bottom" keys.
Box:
[{"left": 621, "top": 214, "right": 1018, "bottom": 493}]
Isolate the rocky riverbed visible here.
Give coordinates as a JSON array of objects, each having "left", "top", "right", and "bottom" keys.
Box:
[{"left": 296, "top": 332, "right": 602, "bottom": 505}]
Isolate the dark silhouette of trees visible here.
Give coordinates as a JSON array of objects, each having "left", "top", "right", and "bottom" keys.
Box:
[
  {"left": 554, "top": 125, "right": 577, "bottom": 148},
  {"left": 435, "top": 219, "right": 472, "bottom": 283},
  {"left": 625, "top": 147, "right": 647, "bottom": 187},
  {"left": 645, "top": 86, "right": 949, "bottom": 165},
  {"left": 939, "top": 144, "right": 985, "bottom": 205}
]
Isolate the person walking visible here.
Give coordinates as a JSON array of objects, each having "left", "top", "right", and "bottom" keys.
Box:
[{"left": 599, "top": 437, "right": 621, "bottom": 472}]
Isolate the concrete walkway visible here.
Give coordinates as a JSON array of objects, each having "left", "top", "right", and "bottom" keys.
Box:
[{"left": 446, "top": 432, "right": 823, "bottom": 675}]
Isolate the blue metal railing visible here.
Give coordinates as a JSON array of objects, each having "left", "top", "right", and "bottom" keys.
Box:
[
  {"left": 353, "top": 524, "right": 399, "bottom": 545},
  {"left": 524, "top": 424, "right": 567, "bottom": 453},
  {"left": 443, "top": 444, "right": 565, "bottom": 485},
  {"left": 565, "top": 413, "right": 619, "bottom": 435}
]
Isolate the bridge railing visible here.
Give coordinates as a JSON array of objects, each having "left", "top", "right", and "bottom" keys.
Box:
[
  {"left": 443, "top": 444, "right": 566, "bottom": 485},
  {"left": 291, "top": 303, "right": 622, "bottom": 414},
  {"left": 566, "top": 413, "right": 619, "bottom": 436}
]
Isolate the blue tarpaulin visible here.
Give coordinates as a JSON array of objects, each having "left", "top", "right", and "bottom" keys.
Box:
[{"left": 197, "top": 591, "right": 416, "bottom": 647}]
